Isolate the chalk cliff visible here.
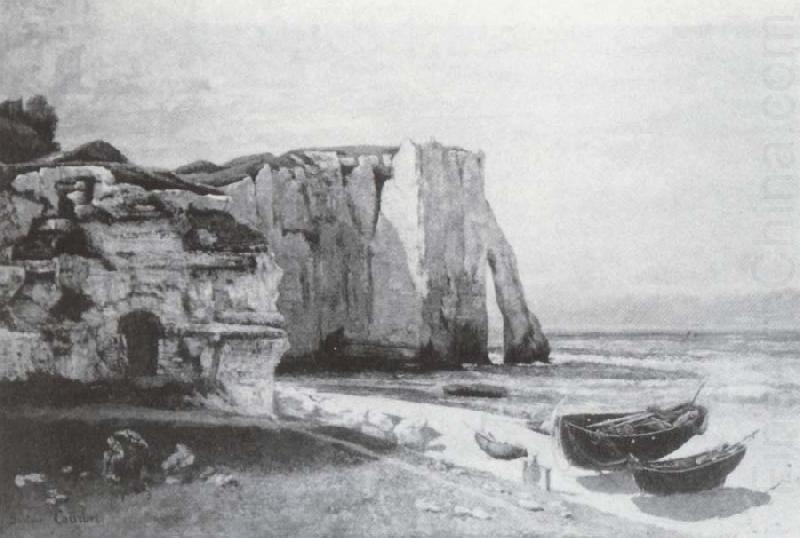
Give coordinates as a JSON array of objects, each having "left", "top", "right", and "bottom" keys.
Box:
[
  {"left": 0, "top": 146, "right": 287, "bottom": 413},
  {"left": 180, "top": 140, "right": 550, "bottom": 367},
  {"left": 0, "top": 139, "right": 549, "bottom": 390}
]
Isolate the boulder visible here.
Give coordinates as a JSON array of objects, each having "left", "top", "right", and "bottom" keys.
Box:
[
  {"left": 14, "top": 473, "right": 46, "bottom": 488},
  {"left": 392, "top": 417, "right": 441, "bottom": 449},
  {"left": 161, "top": 443, "right": 196, "bottom": 474},
  {"left": 102, "top": 429, "right": 150, "bottom": 484},
  {"left": 274, "top": 385, "right": 321, "bottom": 420},
  {"left": 209, "top": 473, "right": 238, "bottom": 487}
]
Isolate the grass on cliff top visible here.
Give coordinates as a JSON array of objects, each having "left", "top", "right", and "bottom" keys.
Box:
[{"left": 177, "top": 145, "right": 401, "bottom": 188}]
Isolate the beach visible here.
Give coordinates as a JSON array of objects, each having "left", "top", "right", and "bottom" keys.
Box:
[
  {"left": 283, "top": 331, "right": 800, "bottom": 537},
  {"left": 2, "top": 331, "right": 796, "bottom": 537}
]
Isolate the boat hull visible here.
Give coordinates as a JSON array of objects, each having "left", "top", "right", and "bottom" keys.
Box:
[
  {"left": 632, "top": 446, "right": 746, "bottom": 495},
  {"left": 557, "top": 406, "right": 707, "bottom": 470},
  {"left": 474, "top": 432, "right": 527, "bottom": 460}
]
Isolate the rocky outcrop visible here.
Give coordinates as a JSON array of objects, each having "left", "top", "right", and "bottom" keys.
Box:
[
  {"left": 180, "top": 140, "right": 549, "bottom": 366},
  {"left": 485, "top": 205, "right": 550, "bottom": 362},
  {"left": 0, "top": 152, "right": 287, "bottom": 414}
]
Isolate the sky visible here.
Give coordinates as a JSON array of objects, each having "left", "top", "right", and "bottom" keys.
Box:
[{"left": 2, "top": 0, "right": 799, "bottom": 330}]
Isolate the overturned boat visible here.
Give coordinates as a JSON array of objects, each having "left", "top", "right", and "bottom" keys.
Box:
[
  {"left": 474, "top": 431, "right": 528, "bottom": 460},
  {"left": 630, "top": 436, "right": 751, "bottom": 495},
  {"left": 557, "top": 401, "right": 708, "bottom": 470},
  {"left": 444, "top": 383, "right": 509, "bottom": 399}
]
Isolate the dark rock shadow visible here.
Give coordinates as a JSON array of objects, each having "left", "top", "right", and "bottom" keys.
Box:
[
  {"left": 576, "top": 471, "right": 640, "bottom": 494},
  {"left": 632, "top": 487, "right": 771, "bottom": 522}
]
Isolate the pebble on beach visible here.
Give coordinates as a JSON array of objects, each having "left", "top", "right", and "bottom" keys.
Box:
[{"left": 15, "top": 473, "right": 46, "bottom": 488}]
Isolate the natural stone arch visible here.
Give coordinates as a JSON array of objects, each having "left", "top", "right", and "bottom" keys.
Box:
[
  {"left": 118, "top": 310, "right": 163, "bottom": 377},
  {"left": 485, "top": 257, "right": 505, "bottom": 364}
]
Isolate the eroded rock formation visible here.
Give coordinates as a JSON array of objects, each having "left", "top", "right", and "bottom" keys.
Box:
[
  {"left": 0, "top": 138, "right": 548, "bottom": 394},
  {"left": 0, "top": 152, "right": 287, "bottom": 414},
  {"left": 179, "top": 140, "right": 550, "bottom": 367}
]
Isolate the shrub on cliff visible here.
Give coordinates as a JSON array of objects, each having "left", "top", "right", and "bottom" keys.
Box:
[
  {"left": 0, "top": 95, "right": 60, "bottom": 163},
  {"left": 56, "top": 140, "right": 128, "bottom": 164},
  {"left": 174, "top": 159, "right": 222, "bottom": 175}
]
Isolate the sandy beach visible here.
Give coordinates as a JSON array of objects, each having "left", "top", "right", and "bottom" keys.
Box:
[
  {"left": 281, "top": 331, "right": 800, "bottom": 537},
  {"left": 1, "top": 403, "right": 677, "bottom": 538}
]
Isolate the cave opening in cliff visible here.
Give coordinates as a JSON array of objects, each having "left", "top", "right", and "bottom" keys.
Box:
[{"left": 119, "top": 310, "right": 163, "bottom": 377}]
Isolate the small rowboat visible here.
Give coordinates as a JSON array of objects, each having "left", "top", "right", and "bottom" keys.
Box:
[
  {"left": 474, "top": 431, "right": 528, "bottom": 460},
  {"left": 557, "top": 402, "right": 708, "bottom": 470},
  {"left": 630, "top": 436, "right": 752, "bottom": 495},
  {"left": 444, "top": 383, "right": 508, "bottom": 398}
]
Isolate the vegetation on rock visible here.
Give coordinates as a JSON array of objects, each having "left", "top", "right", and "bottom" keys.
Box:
[{"left": 0, "top": 96, "right": 59, "bottom": 163}]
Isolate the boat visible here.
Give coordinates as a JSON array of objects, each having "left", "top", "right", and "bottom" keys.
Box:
[
  {"left": 474, "top": 431, "right": 528, "bottom": 460},
  {"left": 443, "top": 383, "right": 508, "bottom": 398},
  {"left": 557, "top": 401, "right": 708, "bottom": 470},
  {"left": 630, "top": 436, "right": 751, "bottom": 495}
]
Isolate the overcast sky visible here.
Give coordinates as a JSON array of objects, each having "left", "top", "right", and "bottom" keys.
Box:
[{"left": 2, "top": 0, "right": 799, "bottom": 329}]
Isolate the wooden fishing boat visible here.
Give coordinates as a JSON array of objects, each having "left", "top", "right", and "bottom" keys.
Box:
[
  {"left": 557, "top": 402, "right": 708, "bottom": 470},
  {"left": 474, "top": 431, "right": 528, "bottom": 460},
  {"left": 630, "top": 439, "right": 748, "bottom": 495},
  {"left": 444, "top": 383, "right": 508, "bottom": 398}
]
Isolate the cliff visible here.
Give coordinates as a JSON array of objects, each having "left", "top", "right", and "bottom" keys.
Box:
[
  {"left": 0, "top": 146, "right": 287, "bottom": 413},
  {"left": 1, "top": 139, "right": 548, "bottom": 385},
  {"left": 179, "top": 140, "right": 550, "bottom": 367}
]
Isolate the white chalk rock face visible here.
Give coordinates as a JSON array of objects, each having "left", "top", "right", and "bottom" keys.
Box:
[
  {"left": 0, "top": 138, "right": 548, "bottom": 387},
  {"left": 223, "top": 176, "right": 258, "bottom": 229},
  {"left": 484, "top": 202, "right": 550, "bottom": 363},
  {"left": 255, "top": 141, "right": 549, "bottom": 367},
  {"left": 1, "top": 159, "right": 289, "bottom": 414}
]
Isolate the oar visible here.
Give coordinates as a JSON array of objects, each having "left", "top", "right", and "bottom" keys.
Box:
[
  {"left": 690, "top": 380, "right": 707, "bottom": 404},
  {"left": 740, "top": 429, "right": 760, "bottom": 444},
  {"left": 586, "top": 411, "right": 652, "bottom": 430}
]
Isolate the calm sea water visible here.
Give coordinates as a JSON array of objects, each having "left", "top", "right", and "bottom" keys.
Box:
[
  {"left": 539, "top": 331, "right": 800, "bottom": 407},
  {"left": 294, "top": 331, "right": 800, "bottom": 410}
]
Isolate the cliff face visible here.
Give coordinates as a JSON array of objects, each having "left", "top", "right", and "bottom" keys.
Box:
[
  {"left": 0, "top": 151, "right": 288, "bottom": 414},
  {"left": 182, "top": 140, "right": 550, "bottom": 367},
  {"left": 1, "top": 138, "right": 548, "bottom": 385}
]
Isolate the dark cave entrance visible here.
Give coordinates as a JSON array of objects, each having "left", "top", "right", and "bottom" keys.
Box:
[{"left": 119, "top": 310, "right": 163, "bottom": 377}]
